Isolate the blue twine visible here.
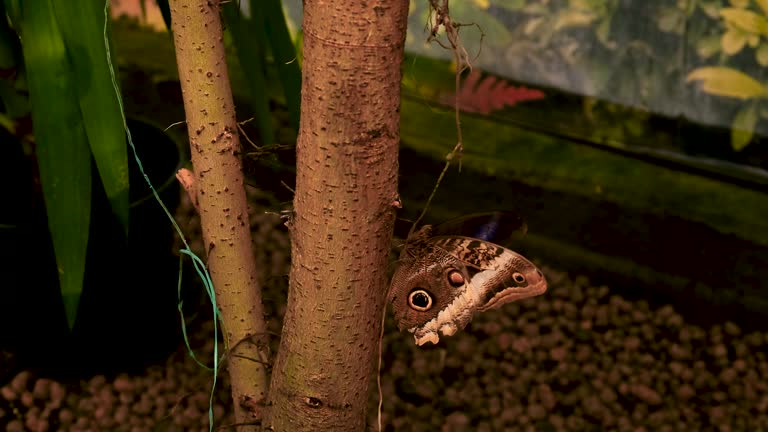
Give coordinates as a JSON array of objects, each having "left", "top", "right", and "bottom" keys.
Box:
[{"left": 103, "top": 2, "right": 221, "bottom": 430}]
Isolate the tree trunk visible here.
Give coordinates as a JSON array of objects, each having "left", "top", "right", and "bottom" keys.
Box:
[
  {"left": 168, "top": 1, "right": 269, "bottom": 428},
  {"left": 265, "top": 0, "right": 409, "bottom": 430}
]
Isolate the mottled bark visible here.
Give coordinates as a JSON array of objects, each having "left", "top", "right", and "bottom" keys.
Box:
[
  {"left": 264, "top": 0, "right": 409, "bottom": 430},
  {"left": 168, "top": 1, "right": 268, "bottom": 429}
]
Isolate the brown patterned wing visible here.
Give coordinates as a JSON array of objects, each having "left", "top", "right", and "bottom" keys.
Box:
[
  {"left": 388, "top": 235, "right": 547, "bottom": 346},
  {"left": 431, "top": 236, "right": 547, "bottom": 311}
]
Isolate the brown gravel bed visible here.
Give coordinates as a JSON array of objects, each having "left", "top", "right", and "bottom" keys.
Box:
[{"left": 2, "top": 187, "right": 767, "bottom": 431}]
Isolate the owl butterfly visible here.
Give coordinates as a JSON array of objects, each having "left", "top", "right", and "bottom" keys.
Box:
[{"left": 388, "top": 212, "right": 547, "bottom": 346}]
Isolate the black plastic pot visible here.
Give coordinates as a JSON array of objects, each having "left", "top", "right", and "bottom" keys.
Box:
[{"left": 0, "top": 117, "right": 184, "bottom": 376}]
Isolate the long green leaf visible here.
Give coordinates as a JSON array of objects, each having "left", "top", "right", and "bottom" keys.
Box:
[
  {"left": 0, "top": 0, "right": 17, "bottom": 70},
  {"left": 53, "top": 0, "right": 128, "bottom": 234},
  {"left": 3, "top": 0, "right": 21, "bottom": 28},
  {"left": 222, "top": 1, "right": 274, "bottom": 145},
  {"left": 20, "top": 0, "right": 92, "bottom": 328},
  {"left": 731, "top": 102, "right": 758, "bottom": 151},
  {"left": 262, "top": 0, "right": 301, "bottom": 130},
  {"left": 155, "top": 0, "right": 172, "bottom": 31},
  {"left": 687, "top": 67, "right": 768, "bottom": 99},
  {"left": 0, "top": 0, "right": 27, "bottom": 121}
]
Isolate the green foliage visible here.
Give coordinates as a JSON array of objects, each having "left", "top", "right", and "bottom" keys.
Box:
[
  {"left": 687, "top": 0, "right": 768, "bottom": 151},
  {"left": 222, "top": 1, "right": 274, "bottom": 145},
  {"left": 687, "top": 67, "right": 768, "bottom": 99},
  {"left": 0, "top": 0, "right": 302, "bottom": 329},
  {"left": 6, "top": 0, "right": 105, "bottom": 328},
  {"left": 732, "top": 101, "right": 759, "bottom": 151},
  {"left": 404, "top": 0, "right": 768, "bottom": 153},
  {"left": 53, "top": 0, "right": 129, "bottom": 233},
  {"left": 222, "top": 1, "right": 301, "bottom": 145},
  {"left": 260, "top": 0, "right": 301, "bottom": 130}
]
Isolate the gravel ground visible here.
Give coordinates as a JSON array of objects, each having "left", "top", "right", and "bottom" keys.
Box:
[{"left": 2, "top": 186, "right": 768, "bottom": 431}]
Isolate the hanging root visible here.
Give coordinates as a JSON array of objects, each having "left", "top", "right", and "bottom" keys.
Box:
[{"left": 408, "top": 0, "right": 475, "bottom": 237}]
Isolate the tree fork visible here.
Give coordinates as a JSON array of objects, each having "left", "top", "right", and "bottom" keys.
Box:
[
  {"left": 264, "top": 0, "right": 409, "bottom": 430},
  {"left": 168, "top": 1, "right": 269, "bottom": 428}
]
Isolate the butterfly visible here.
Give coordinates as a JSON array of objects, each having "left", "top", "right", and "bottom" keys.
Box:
[{"left": 387, "top": 212, "right": 547, "bottom": 345}]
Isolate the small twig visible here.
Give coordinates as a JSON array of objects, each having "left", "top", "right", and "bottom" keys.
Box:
[
  {"left": 217, "top": 331, "right": 276, "bottom": 369},
  {"left": 237, "top": 121, "right": 260, "bottom": 150},
  {"left": 280, "top": 181, "right": 295, "bottom": 194},
  {"left": 230, "top": 353, "right": 272, "bottom": 367},
  {"left": 164, "top": 120, "right": 186, "bottom": 132}
]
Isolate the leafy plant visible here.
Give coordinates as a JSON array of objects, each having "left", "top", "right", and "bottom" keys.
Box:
[
  {"left": 1, "top": 0, "right": 128, "bottom": 327},
  {"left": 687, "top": 0, "right": 768, "bottom": 151},
  {"left": 688, "top": 67, "right": 768, "bottom": 150},
  {"left": 0, "top": 0, "right": 302, "bottom": 333}
]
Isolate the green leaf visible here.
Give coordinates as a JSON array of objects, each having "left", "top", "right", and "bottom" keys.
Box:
[
  {"left": 687, "top": 67, "right": 768, "bottom": 99},
  {"left": 570, "top": 0, "right": 604, "bottom": 11},
  {"left": 731, "top": 102, "right": 758, "bottom": 151},
  {"left": 696, "top": 34, "right": 722, "bottom": 58},
  {"left": 20, "top": 0, "right": 92, "bottom": 329},
  {"left": 595, "top": 16, "right": 614, "bottom": 48},
  {"left": 155, "top": 0, "right": 172, "bottom": 31},
  {"left": 53, "top": 1, "right": 129, "bottom": 234},
  {"left": 720, "top": 8, "right": 768, "bottom": 35},
  {"left": 451, "top": 1, "right": 513, "bottom": 46},
  {"left": 294, "top": 29, "right": 304, "bottom": 68},
  {"left": 223, "top": 1, "right": 274, "bottom": 145},
  {"left": 493, "top": 0, "right": 526, "bottom": 11},
  {"left": 658, "top": 7, "right": 683, "bottom": 33},
  {"left": 0, "top": 1, "right": 18, "bottom": 69},
  {"left": 721, "top": 29, "right": 748, "bottom": 54},
  {"left": 700, "top": 0, "right": 722, "bottom": 18},
  {"left": 554, "top": 9, "right": 596, "bottom": 31},
  {"left": 757, "top": 0, "right": 768, "bottom": 17},
  {"left": 522, "top": 3, "right": 549, "bottom": 15},
  {"left": 757, "top": 43, "right": 768, "bottom": 65},
  {"left": 0, "top": 79, "right": 29, "bottom": 119},
  {"left": 262, "top": 0, "right": 301, "bottom": 131},
  {"left": 4, "top": 0, "right": 22, "bottom": 29},
  {"left": 0, "top": 112, "right": 14, "bottom": 133}
]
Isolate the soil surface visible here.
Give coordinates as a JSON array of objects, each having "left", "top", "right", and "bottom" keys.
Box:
[{"left": 2, "top": 187, "right": 768, "bottom": 432}]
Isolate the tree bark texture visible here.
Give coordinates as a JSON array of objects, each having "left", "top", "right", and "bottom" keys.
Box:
[
  {"left": 265, "top": 0, "right": 409, "bottom": 430},
  {"left": 168, "top": 1, "right": 269, "bottom": 428}
]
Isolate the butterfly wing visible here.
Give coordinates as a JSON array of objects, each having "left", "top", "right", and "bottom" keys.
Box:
[
  {"left": 430, "top": 236, "right": 546, "bottom": 310},
  {"left": 389, "top": 232, "right": 546, "bottom": 346},
  {"left": 428, "top": 211, "right": 528, "bottom": 245}
]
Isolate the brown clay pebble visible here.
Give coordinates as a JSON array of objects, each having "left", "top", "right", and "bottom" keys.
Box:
[
  {"left": 4, "top": 192, "right": 768, "bottom": 432},
  {"left": 10, "top": 371, "right": 30, "bottom": 393},
  {"left": 6, "top": 419, "right": 24, "bottom": 432},
  {"left": 632, "top": 384, "right": 662, "bottom": 405},
  {"left": 20, "top": 391, "right": 34, "bottom": 408},
  {"left": 1, "top": 385, "right": 17, "bottom": 401},
  {"left": 113, "top": 374, "right": 135, "bottom": 393},
  {"left": 58, "top": 408, "right": 75, "bottom": 424}
]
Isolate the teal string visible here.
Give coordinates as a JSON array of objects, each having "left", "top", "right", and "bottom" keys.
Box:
[{"left": 103, "top": 2, "right": 221, "bottom": 430}]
